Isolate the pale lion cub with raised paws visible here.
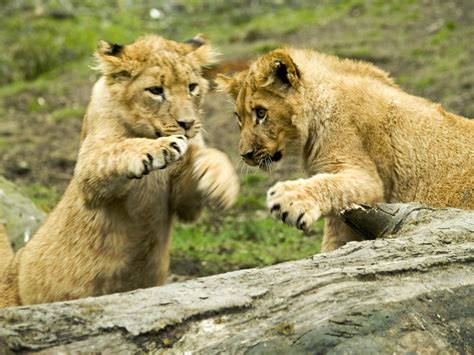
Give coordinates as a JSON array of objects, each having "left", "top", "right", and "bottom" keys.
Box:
[
  {"left": 0, "top": 34, "right": 239, "bottom": 307},
  {"left": 217, "top": 48, "right": 473, "bottom": 252}
]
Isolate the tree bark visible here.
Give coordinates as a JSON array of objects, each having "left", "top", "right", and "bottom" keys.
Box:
[{"left": 0, "top": 203, "right": 473, "bottom": 354}]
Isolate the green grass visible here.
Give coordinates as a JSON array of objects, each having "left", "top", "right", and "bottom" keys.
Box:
[
  {"left": 171, "top": 171, "right": 323, "bottom": 275},
  {"left": 172, "top": 216, "right": 322, "bottom": 276},
  {"left": 20, "top": 183, "right": 62, "bottom": 213},
  {"left": 50, "top": 106, "right": 85, "bottom": 122},
  {"left": 397, "top": 18, "right": 470, "bottom": 92},
  {"left": 0, "top": 0, "right": 361, "bottom": 84}
]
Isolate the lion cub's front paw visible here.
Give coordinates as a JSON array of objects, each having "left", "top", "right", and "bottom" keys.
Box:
[
  {"left": 128, "top": 135, "right": 188, "bottom": 179},
  {"left": 266, "top": 180, "right": 321, "bottom": 231},
  {"left": 193, "top": 148, "right": 239, "bottom": 209}
]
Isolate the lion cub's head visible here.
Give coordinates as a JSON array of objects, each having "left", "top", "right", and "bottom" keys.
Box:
[
  {"left": 216, "top": 49, "right": 305, "bottom": 170},
  {"left": 95, "top": 34, "right": 218, "bottom": 139}
]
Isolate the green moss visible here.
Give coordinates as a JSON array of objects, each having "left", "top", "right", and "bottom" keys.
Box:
[
  {"left": 161, "top": 338, "right": 173, "bottom": 347},
  {"left": 79, "top": 303, "right": 104, "bottom": 316},
  {"left": 271, "top": 322, "right": 296, "bottom": 336}
]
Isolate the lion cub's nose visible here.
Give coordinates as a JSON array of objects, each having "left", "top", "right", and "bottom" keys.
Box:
[
  {"left": 241, "top": 150, "right": 254, "bottom": 160},
  {"left": 177, "top": 120, "right": 195, "bottom": 130}
]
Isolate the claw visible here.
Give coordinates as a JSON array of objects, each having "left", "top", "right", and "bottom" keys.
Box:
[
  {"left": 270, "top": 204, "right": 280, "bottom": 213},
  {"left": 171, "top": 142, "right": 181, "bottom": 154},
  {"left": 147, "top": 153, "right": 153, "bottom": 165},
  {"left": 296, "top": 213, "right": 305, "bottom": 229},
  {"left": 297, "top": 221, "right": 306, "bottom": 231},
  {"left": 142, "top": 159, "right": 151, "bottom": 175}
]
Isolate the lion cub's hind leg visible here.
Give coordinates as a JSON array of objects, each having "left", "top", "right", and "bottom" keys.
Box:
[{"left": 0, "top": 225, "right": 20, "bottom": 308}]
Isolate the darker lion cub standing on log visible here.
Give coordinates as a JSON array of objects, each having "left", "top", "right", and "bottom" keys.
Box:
[
  {"left": 217, "top": 48, "right": 473, "bottom": 252},
  {"left": 0, "top": 34, "right": 239, "bottom": 307}
]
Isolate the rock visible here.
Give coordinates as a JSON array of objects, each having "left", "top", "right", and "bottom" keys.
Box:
[{"left": 0, "top": 176, "right": 45, "bottom": 250}]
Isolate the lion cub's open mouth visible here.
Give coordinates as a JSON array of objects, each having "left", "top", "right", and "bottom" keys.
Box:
[{"left": 272, "top": 151, "right": 283, "bottom": 162}]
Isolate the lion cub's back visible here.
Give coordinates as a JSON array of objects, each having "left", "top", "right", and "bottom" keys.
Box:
[{"left": 388, "top": 99, "right": 474, "bottom": 209}]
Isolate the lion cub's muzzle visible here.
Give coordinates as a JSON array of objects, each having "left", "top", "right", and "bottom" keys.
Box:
[
  {"left": 178, "top": 118, "right": 201, "bottom": 138},
  {"left": 155, "top": 119, "right": 200, "bottom": 139},
  {"left": 177, "top": 119, "right": 194, "bottom": 131},
  {"left": 241, "top": 149, "right": 283, "bottom": 169}
]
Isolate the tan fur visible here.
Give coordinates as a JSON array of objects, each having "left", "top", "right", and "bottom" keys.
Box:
[
  {"left": 216, "top": 48, "right": 473, "bottom": 252},
  {"left": 0, "top": 34, "right": 238, "bottom": 308},
  {"left": 0, "top": 225, "right": 13, "bottom": 263}
]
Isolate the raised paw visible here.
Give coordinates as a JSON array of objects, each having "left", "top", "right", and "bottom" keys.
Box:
[
  {"left": 266, "top": 180, "right": 321, "bottom": 231},
  {"left": 128, "top": 135, "right": 188, "bottom": 179},
  {"left": 193, "top": 148, "right": 239, "bottom": 209}
]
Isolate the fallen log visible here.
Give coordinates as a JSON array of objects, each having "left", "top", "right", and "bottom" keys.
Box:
[{"left": 0, "top": 203, "right": 473, "bottom": 354}]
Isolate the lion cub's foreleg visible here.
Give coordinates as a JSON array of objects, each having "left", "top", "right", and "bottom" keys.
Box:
[
  {"left": 76, "top": 135, "right": 188, "bottom": 205},
  {"left": 266, "top": 169, "right": 383, "bottom": 252},
  {"left": 322, "top": 216, "right": 365, "bottom": 252},
  {"left": 172, "top": 145, "right": 239, "bottom": 221}
]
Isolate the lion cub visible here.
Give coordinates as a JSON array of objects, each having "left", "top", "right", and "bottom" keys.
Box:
[
  {"left": 217, "top": 48, "right": 473, "bottom": 252},
  {"left": 0, "top": 34, "right": 239, "bottom": 307}
]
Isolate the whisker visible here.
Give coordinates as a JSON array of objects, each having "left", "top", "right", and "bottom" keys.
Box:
[
  {"left": 239, "top": 160, "right": 249, "bottom": 184},
  {"left": 267, "top": 157, "right": 272, "bottom": 174},
  {"left": 238, "top": 160, "right": 245, "bottom": 177}
]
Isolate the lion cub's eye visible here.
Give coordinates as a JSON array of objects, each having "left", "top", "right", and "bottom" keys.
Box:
[
  {"left": 146, "top": 86, "right": 164, "bottom": 96},
  {"left": 189, "top": 83, "right": 198, "bottom": 94},
  {"left": 254, "top": 108, "right": 267, "bottom": 124}
]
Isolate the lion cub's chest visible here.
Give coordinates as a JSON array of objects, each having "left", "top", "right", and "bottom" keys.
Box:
[{"left": 125, "top": 172, "right": 173, "bottom": 219}]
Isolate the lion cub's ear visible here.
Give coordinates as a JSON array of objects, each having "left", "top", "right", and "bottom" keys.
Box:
[
  {"left": 185, "top": 33, "right": 219, "bottom": 68},
  {"left": 257, "top": 49, "right": 300, "bottom": 89},
  {"left": 215, "top": 69, "right": 248, "bottom": 100},
  {"left": 215, "top": 74, "right": 238, "bottom": 99},
  {"left": 95, "top": 40, "right": 131, "bottom": 80}
]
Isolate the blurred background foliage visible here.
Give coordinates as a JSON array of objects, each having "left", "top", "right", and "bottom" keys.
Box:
[{"left": 0, "top": 0, "right": 472, "bottom": 278}]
